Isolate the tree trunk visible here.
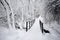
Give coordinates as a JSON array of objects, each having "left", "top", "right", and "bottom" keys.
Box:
[
  {"left": 9, "top": 0, "right": 15, "bottom": 30},
  {"left": 2, "top": 0, "right": 15, "bottom": 30},
  {"left": 7, "top": 10, "right": 12, "bottom": 30},
  {"left": 2, "top": 0, "right": 12, "bottom": 30}
]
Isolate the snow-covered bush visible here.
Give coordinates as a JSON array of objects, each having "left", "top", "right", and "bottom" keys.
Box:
[{"left": 39, "top": 0, "right": 60, "bottom": 24}]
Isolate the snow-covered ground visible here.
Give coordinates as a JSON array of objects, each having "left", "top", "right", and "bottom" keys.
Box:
[{"left": 0, "top": 18, "right": 60, "bottom": 40}]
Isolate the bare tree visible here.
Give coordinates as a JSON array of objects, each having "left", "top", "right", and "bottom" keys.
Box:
[
  {"left": 7, "top": 0, "right": 15, "bottom": 30},
  {"left": 0, "top": 0, "right": 12, "bottom": 30},
  {"left": 1, "top": 0, "right": 15, "bottom": 30}
]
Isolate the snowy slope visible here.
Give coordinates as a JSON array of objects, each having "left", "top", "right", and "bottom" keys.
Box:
[{"left": 0, "top": 18, "right": 60, "bottom": 40}]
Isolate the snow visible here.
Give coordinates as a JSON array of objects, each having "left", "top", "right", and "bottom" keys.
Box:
[{"left": 0, "top": 18, "right": 60, "bottom": 40}]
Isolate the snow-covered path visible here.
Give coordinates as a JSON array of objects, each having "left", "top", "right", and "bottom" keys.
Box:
[{"left": 0, "top": 19, "right": 60, "bottom": 40}]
